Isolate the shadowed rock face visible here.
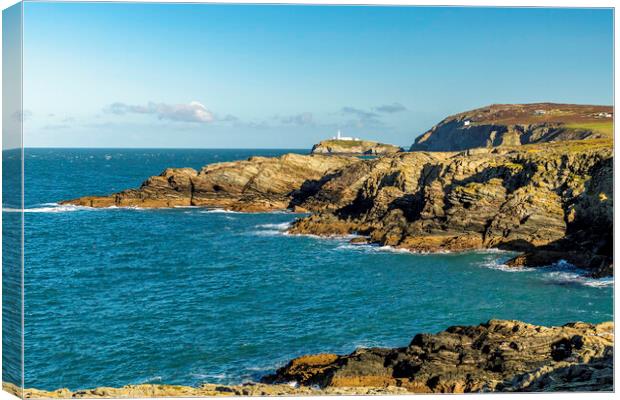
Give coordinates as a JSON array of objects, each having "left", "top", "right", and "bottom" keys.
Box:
[
  {"left": 61, "top": 154, "right": 359, "bottom": 212},
  {"left": 410, "top": 103, "right": 613, "bottom": 152},
  {"left": 263, "top": 319, "right": 613, "bottom": 393},
  {"left": 290, "top": 140, "right": 613, "bottom": 276}
]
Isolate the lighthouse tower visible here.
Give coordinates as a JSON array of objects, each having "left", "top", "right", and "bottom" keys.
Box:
[{"left": 337, "top": 130, "right": 342, "bottom": 140}]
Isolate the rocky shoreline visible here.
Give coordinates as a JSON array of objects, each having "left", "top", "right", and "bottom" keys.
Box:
[
  {"left": 61, "top": 138, "right": 613, "bottom": 277},
  {"left": 5, "top": 319, "right": 613, "bottom": 397}
]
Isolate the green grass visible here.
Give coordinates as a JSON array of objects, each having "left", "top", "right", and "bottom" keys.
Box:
[
  {"left": 324, "top": 139, "right": 365, "bottom": 147},
  {"left": 321, "top": 139, "right": 392, "bottom": 148},
  {"left": 564, "top": 121, "right": 613, "bottom": 137}
]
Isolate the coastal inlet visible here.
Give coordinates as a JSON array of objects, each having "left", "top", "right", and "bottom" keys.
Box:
[{"left": 21, "top": 149, "right": 612, "bottom": 391}]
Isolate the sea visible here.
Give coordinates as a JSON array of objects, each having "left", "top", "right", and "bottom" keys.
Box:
[{"left": 2, "top": 148, "right": 614, "bottom": 391}]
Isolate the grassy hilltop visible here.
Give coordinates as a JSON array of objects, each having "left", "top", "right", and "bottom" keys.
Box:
[{"left": 411, "top": 103, "right": 613, "bottom": 151}]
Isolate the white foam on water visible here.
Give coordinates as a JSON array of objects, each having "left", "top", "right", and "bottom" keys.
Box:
[
  {"left": 479, "top": 260, "right": 529, "bottom": 273},
  {"left": 375, "top": 245, "right": 417, "bottom": 254},
  {"left": 191, "top": 372, "right": 228, "bottom": 381},
  {"left": 136, "top": 375, "right": 163, "bottom": 384},
  {"left": 22, "top": 204, "right": 96, "bottom": 213},
  {"left": 540, "top": 262, "right": 614, "bottom": 288},
  {"left": 199, "top": 208, "right": 244, "bottom": 214},
  {"left": 251, "top": 230, "right": 285, "bottom": 237},
  {"left": 250, "top": 221, "right": 293, "bottom": 237},
  {"left": 351, "top": 339, "right": 383, "bottom": 349},
  {"left": 476, "top": 258, "right": 614, "bottom": 287},
  {"left": 335, "top": 242, "right": 451, "bottom": 255},
  {"left": 255, "top": 222, "right": 292, "bottom": 230},
  {"left": 18, "top": 203, "right": 150, "bottom": 213}
]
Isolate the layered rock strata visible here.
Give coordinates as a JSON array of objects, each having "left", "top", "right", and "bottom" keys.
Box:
[
  {"left": 290, "top": 140, "right": 613, "bottom": 276},
  {"left": 61, "top": 154, "right": 358, "bottom": 212},
  {"left": 264, "top": 319, "right": 613, "bottom": 393}
]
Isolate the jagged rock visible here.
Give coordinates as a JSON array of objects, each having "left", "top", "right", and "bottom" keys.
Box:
[
  {"left": 289, "top": 139, "right": 613, "bottom": 276},
  {"left": 61, "top": 154, "right": 359, "bottom": 212},
  {"left": 410, "top": 103, "right": 613, "bottom": 152},
  {"left": 263, "top": 320, "right": 614, "bottom": 393},
  {"left": 3, "top": 381, "right": 413, "bottom": 398},
  {"left": 311, "top": 139, "right": 402, "bottom": 155}
]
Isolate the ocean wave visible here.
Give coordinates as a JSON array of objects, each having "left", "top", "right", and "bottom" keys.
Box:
[
  {"left": 477, "top": 258, "right": 614, "bottom": 286},
  {"left": 335, "top": 243, "right": 447, "bottom": 255},
  {"left": 18, "top": 203, "right": 149, "bottom": 213},
  {"left": 199, "top": 208, "right": 245, "bottom": 214},
  {"left": 539, "top": 261, "right": 614, "bottom": 288},
  {"left": 137, "top": 375, "right": 162, "bottom": 384},
  {"left": 190, "top": 372, "right": 229, "bottom": 381},
  {"left": 255, "top": 222, "right": 292, "bottom": 230},
  {"left": 22, "top": 204, "right": 96, "bottom": 213},
  {"left": 478, "top": 259, "right": 529, "bottom": 273}
]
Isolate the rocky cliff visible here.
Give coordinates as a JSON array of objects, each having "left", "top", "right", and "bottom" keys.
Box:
[
  {"left": 290, "top": 139, "right": 613, "bottom": 277},
  {"left": 62, "top": 138, "right": 613, "bottom": 276},
  {"left": 61, "top": 154, "right": 359, "bottom": 211},
  {"left": 264, "top": 319, "right": 613, "bottom": 393},
  {"left": 410, "top": 103, "right": 613, "bottom": 152},
  {"left": 6, "top": 320, "right": 612, "bottom": 397},
  {"left": 311, "top": 139, "right": 402, "bottom": 155}
]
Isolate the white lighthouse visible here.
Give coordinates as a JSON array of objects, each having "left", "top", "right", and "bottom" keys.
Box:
[{"left": 332, "top": 130, "right": 359, "bottom": 141}]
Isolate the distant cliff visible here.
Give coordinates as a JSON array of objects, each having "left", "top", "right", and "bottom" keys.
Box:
[
  {"left": 312, "top": 139, "right": 402, "bottom": 155},
  {"left": 410, "top": 103, "right": 613, "bottom": 152}
]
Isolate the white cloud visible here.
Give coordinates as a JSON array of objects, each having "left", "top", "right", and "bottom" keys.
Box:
[
  {"left": 279, "top": 112, "right": 314, "bottom": 126},
  {"left": 374, "top": 103, "right": 407, "bottom": 113},
  {"left": 106, "top": 101, "right": 214, "bottom": 123}
]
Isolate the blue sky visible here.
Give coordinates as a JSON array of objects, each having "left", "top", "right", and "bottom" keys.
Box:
[{"left": 22, "top": 3, "right": 613, "bottom": 148}]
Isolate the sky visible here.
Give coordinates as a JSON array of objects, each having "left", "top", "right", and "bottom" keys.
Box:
[{"left": 19, "top": 2, "right": 614, "bottom": 148}]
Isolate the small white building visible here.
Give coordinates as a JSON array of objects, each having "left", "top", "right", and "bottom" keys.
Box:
[
  {"left": 534, "top": 110, "right": 547, "bottom": 115},
  {"left": 595, "top": 112, "right": 612, "bottom": 118},
  {"left": 463, "top": 120, "right": 471, "bottom": 126},
  {"left": 332, "top": 130, "right": 360, "bottom": 141}
]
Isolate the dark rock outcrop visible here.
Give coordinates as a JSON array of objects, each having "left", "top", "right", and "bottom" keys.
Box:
[
  {"left": 410, "top": 103, "right": 613, "bottom": 152},
  {"left": 263, "top": 319, "right": 614, "bottom": 393},
  {"left": 289, "top": 139, "right": 613, "bottom": 276}
]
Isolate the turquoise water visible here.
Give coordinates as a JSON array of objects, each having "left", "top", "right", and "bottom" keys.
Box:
[{"left": 14, "top": 149, "right": 613, "bottom": 391}]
